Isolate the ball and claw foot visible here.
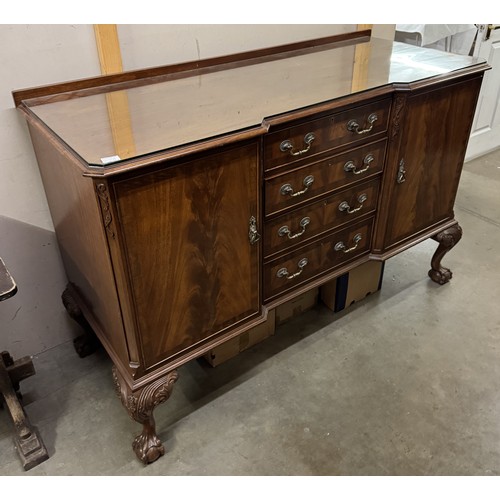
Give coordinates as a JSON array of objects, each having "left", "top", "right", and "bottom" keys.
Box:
[
  {"left": 428, "top": 267, "right": 453, "bottom": 285},
  {"left": 73, "top": 333, "right": 100, "bottom": 358},
  {"left": 113, "top": 366, "right": 179, "bottom": 465},
  {"left": 133, "top": 426, "right": 165, "bottom": 464},
  {"left": 428, "top": 223, "right": 462, "bottom": 285}
]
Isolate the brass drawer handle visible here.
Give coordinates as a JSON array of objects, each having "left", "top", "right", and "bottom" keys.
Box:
[
  {"left": 280, "top": 175, "right": 314, "bottom": 197},
  {"left": 347, "top": 113, "right": 378, "bottom": 135},
  {"left": 334, "top": 233, "right": 362, "bottom": 254},
  {"left": 276, "top": 258, "right": 309, "bottom": 280},
  {"left": 280, "top": 132, "right": 315, "bottom": 156},
  {"left": 278, "top": 217, "right": 311, "bottom": 240},
  {"left": 338, "top": 194, "right": 368, "bottom": 214},
  {"left": 344, "top": 153, "right": 374, "bottom": 175},
  {"left": 248, "top": 216, "right": 260, "bottom": 245}
]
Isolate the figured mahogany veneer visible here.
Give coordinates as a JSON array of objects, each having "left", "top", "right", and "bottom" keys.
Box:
[{"left": 14, "top": 32, "right": 488, "bottom": 465}]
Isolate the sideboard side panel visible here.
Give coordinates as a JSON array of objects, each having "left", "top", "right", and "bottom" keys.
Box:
[{"left": 26, "top": 120, "right": 129, "bottom": 365}]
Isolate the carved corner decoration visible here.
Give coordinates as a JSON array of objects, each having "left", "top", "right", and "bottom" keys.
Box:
[
  {"left": 390, "top": 94, "right": 406, "bottom": 141},
  {"left": 428, "top": 223, "right": 463, "bottom": 285},
  {"left": 112, "top": 366, "right": 179, "bottom": 464},
  {"left": 96, "top": 183, "right": 115, "bottom": 239}
]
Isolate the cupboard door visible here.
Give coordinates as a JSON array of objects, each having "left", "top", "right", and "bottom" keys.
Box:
[
  {"left": 114, "top": 143, "right": 260, "bottom": 368},
  {"left": 384, "top": 78, "right": 482, "bottom": 248}
]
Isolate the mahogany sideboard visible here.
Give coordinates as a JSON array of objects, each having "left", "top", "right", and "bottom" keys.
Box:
[{"left": 13, "top": 31, "right": 489, "bottom": 464}]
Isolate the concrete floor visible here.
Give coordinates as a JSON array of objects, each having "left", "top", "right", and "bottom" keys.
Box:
[{"left": 0, "top": 149, "right": 499, "bottom": 475}]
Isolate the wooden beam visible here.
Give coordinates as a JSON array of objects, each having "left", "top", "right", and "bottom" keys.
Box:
[
  {"left": 352, "top": 24, "right": 373, "bottom": 93},
  {"left": 94, "top": 24, "right": 124, "bottom": 75},
  {"left": 357, "top": 24, "right": 373, "bottom": 32},
  {"left": 93, "top": 25, "right": 136, "bottom": 161}
]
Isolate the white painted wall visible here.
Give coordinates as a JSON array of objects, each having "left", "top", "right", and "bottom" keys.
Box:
[
  {"left": 372, "top": 24, "right": 396, "bottom": 40},
  {"left": 0, "top": 25, "right": 101, "bottom": 231},
  {"left": 118, "top": 25, "right": 357, "bottom": 70}
]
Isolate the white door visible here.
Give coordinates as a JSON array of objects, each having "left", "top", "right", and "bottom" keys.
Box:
[{"left": 466, "top": 24, "right": 500, "bottom": 160}]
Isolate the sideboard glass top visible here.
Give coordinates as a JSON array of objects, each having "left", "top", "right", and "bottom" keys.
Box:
[{"left": 27, "top": 37, "right": 484, "bottom": 166}]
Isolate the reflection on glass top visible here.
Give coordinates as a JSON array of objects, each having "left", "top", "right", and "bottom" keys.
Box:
[{"left": 28, "top": 38, "right": 484, "bottom": 166}]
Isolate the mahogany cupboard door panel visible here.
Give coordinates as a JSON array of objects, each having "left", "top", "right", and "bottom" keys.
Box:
[
  {"left": 113, "top": 143, "right": 261, "bottom": 369},
  {"left": 384, "top": 78, "right": 482, "bottom": 248}
]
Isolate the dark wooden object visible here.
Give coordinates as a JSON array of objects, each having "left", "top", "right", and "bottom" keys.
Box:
[
  {"left": 61, "top": 285, "right": 101, "bottom": 358},
  {"left": 0, "top": 258, "right": 49, "bottom": 471},
  {"left": 13, "top": 32, "right": 489, "bottom": 464}
]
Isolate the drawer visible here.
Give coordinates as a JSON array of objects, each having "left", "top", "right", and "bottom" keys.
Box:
[
  {"left": 264, "top": 98, "right": 391, "bottom": 171},
  {"left": 264, "top": 178, "right": 380, "bottom": 258},
  {"left": 265, "top": 139, "right": 386, "bottom": 216},
  {"left": 264, "top": 218, "right": 374, "bottom": 301}
]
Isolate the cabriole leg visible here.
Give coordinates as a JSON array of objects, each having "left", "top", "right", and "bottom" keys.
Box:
[
  {"left": 428, "top": 223, "right": 463, "bottom": 285},
  {"left": 112, "top": 366, "right": 178, "bottom": 464},
  {"left": 61, "top": 285, "right": 100, "bottom": 357}
]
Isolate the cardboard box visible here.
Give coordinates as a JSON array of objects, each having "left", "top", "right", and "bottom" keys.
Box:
[
  {"left": 320, "top": 260, "right": 385, "bottom": 312},
  {"left": 275, "top": 287, "right": 319, "bottom": 326},
  {"left": 204, "top": 309, "right": 276, "bottom": 367}
]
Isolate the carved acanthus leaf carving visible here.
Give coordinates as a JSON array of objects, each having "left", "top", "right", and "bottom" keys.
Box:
[
  {"left": 391, "top": 94, "right": 406, "bottom": 141},
  {"left": 96, "top": 183, "right": 115, "bottom": 239},
  {"left": 434, "top": 225, "right": 462, "bottom": 248},
  {"left": 134, "top": 372, "right": 178, "bottom": 423}
]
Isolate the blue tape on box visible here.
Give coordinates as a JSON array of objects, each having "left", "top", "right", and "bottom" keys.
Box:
[{"left": 333, "top": 261, "right": 385, "bottom": 312}]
